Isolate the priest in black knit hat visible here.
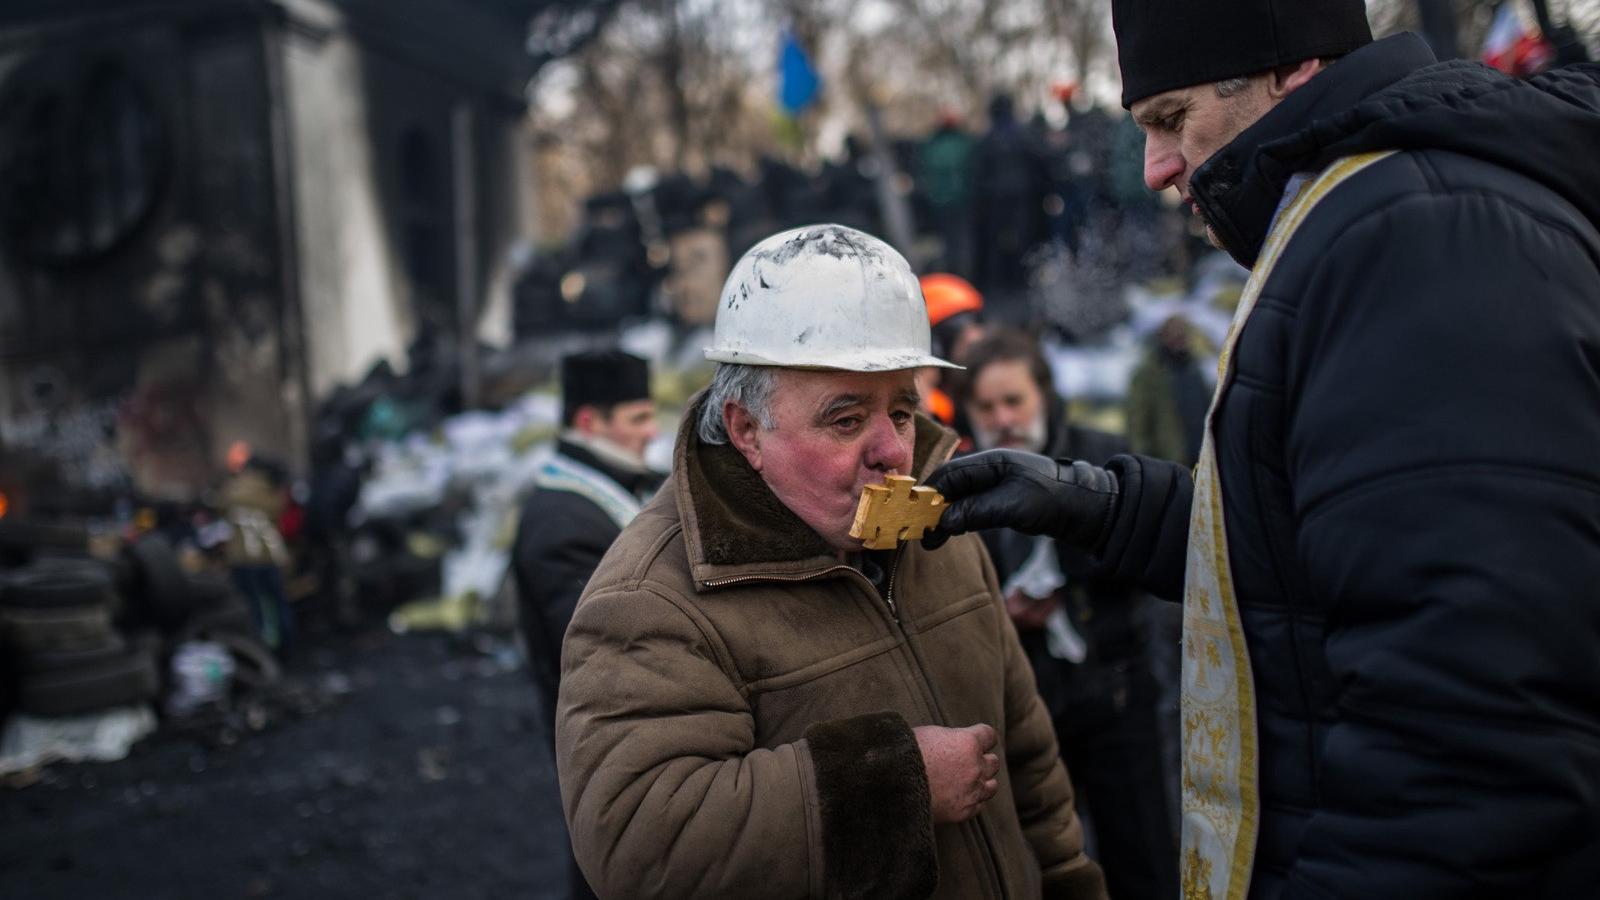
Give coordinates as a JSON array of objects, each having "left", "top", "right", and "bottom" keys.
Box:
[
  {"left": 921, "top": 2, "right": 1600, "bottom": 897},
  {"left": 512, "top": 347, "right": 662, "bottom": 900}
]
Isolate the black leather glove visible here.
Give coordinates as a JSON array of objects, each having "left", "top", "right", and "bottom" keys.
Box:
[{"left": 922, "top": 449, "right": 1120, "bottom": 550}]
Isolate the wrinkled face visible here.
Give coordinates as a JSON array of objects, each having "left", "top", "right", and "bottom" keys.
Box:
[
  {"left": 967, "top": 359, "right": 1047, "bottom": 451},
  {"left": 1133, "top": 79, "right": 1275, "bottom": 248},
  {"left": 734, "top": 368, "right": 918, "bottom": 551},
  {"left": 591, "top": 399, "right": 659, "bottom": 461}
]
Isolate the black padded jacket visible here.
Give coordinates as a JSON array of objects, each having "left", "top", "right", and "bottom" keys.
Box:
[{"left": 1096, "top": 33, "right": 1600, "bottom": 899}]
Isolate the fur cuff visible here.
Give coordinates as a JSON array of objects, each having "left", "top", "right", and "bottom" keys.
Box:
[{"left": 805, "top": 712, "right": 937, "bottom": 899}]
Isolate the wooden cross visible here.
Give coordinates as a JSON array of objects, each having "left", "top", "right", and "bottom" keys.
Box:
[{"left": 849, "top": 474, "right": 947, "bottom": 550}]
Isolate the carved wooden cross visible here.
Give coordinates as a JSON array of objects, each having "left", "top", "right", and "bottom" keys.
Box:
[{"left": 849, "top": 475, "right": 947, "bottom": 550}]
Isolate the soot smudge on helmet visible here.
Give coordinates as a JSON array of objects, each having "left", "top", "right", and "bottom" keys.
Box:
[
  {"left": 756, "top": 224, "right": 888, "bottom": 267},
  {"left": 735, "top": 225, "right": 891, "bottom": 312}
]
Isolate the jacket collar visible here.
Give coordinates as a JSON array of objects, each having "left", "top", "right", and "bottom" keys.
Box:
[
  {"left": 1191, "top": 33, "right": 1437, "bottom": 268},
  {"left": 674, "top": 388, "right": 960, "bottom": 589},
  {"left": 557, "top": 437, "right": 663, "bottom": 498}
]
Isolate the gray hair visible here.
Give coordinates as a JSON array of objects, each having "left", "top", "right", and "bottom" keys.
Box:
[
  {"left": 1216, "top": 56, "right": 1341, "bottom": 99},
  {"left": 1215, "top": 75, "right": 1252, "bottom": 98},
  {"left": 697, "top": 363, "right": 778, "bottom": 445}
]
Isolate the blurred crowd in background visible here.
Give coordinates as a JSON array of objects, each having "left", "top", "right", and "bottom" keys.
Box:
[{"left": 1, "top": 0, "right": 1595, "bottom": 896}]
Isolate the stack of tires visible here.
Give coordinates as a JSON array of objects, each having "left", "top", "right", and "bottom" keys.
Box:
[
  {"left": 0, "top": 560, "right": 160, "bottom": 716},
  {"left": 0, "top": 532, "right": 279, "bottom": 724}
]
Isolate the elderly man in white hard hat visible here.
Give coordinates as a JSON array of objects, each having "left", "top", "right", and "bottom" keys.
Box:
[{"left": 554, "top": 224, "right": 1107, "bottom": 900}]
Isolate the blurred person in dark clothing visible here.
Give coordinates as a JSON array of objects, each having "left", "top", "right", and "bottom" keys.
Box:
[
  {"left": 302, "top": 428, "right": 367, "bottom": 629},
  {"left": 756, "top": 155, "right": 814, "bottom": 232},
  {"left": 1124, "top": 310, "right": 1213, "bottom": 835},
  {"left": 511, "top": 348, "right": 661, "bottom": 900},
  {"left": 1046, "top": 102, "right": 1115, "bottom": 254},
  {"left": 1125, "top": 313, "right": 1209, "bottom": 468},
  {"left": 220, "top": 459, "right": 293, "bottom": 654},
  {"left": 925, "top": 1, "right": 1600, "bottom": 894},
  {"left": 513, "top": 349, "right": 662, "bottom": 734},
  {"left": 927, "top": 274, "right": 989, "bottom": 369},
  {"left": 971, "top": 95, "right": 1053, "bottom": 320},
  {"left": 821, "top": 135, "right": 883, "bottom": 236},
  {"left": 917, "top": 109, "right": 978, "bottom": 277},
  {"left": 962, "top": 329, "right": 1178, "bottom": 900}
]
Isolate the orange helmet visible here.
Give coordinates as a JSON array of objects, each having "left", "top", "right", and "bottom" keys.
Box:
[
  {"left": 925, "top": 386, "right": 956, "bottom": 426},
  {"left": 920, "top": 273, "right": 983, "bottom": 327}
]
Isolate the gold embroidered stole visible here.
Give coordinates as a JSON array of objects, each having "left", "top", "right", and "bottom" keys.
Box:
[{"left": 1180, "top": 151, "right": 1395, "bottom": 900}]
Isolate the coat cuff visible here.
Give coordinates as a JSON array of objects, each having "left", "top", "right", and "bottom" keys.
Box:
[
  {"left": 1096, "top": 454, "right": 1192, "bottom": 601},
  {"left": 805, "top": 711, "right": 937, "bottom": 899},
  {"left": 1043, "top": 862, "right": 1110, "bottom": 900}
]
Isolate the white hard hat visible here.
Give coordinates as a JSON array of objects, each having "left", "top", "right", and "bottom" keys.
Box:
[{"left": 705, "top": 224, "right": 961, "bottom": 371}]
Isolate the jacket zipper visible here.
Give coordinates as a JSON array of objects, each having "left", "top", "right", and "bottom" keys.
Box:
[
  {"left": 884, "top": 548, "right": 902, "bottom": 623},
  {"left": 885, "top": 544, "right": 1011, "bottom": 900},
  {"left": 710, "top": 552, "right": 1007, "bottom": 897},
  {"left": 701, "top": 565, "right": 855, "bottom": 590}
]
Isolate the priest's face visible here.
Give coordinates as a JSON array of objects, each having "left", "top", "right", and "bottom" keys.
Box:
[
  {"left": 1132, "top": 78, "right": 1276, "bottom": 248},
  {"left": 726, "top": 368, "right": 918, "bottom": 552}
]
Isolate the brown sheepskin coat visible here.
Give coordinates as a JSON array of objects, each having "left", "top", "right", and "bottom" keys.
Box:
[{"left": 555, "top": 394, "right": 1107, "bottom": 900}]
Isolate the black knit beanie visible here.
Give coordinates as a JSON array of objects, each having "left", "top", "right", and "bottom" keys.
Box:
[{"left": 1113, "top": 0, "right": 1373, "bottom": 108}]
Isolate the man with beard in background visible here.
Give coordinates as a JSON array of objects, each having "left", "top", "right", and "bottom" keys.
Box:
[{"left": 962, "top": 328, "right": 1176, "bottom": 900}]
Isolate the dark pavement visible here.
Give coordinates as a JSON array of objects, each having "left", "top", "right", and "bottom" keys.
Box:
[{"left": 1, "top": 629, "right": 570, "bottom": 899}]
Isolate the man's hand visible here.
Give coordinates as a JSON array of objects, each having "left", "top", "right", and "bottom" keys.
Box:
[
  {"left": 915, "top": 723, "right": 1001, "bottom": 823},
  {"left": 922, "top": 450, "right": 1119, "bottom": 550}
]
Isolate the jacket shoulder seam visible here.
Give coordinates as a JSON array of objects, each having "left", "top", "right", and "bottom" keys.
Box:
[
  {"left": 1411, "top": 148, "right": 1447, "bottom": 195},
  {"left": 1251, "top": 296, "right": 1298, "bottom": 317},
  {"left": 584, "top": 575, "right": 753, "bottom": 699},
  {"left": 585, "top": 522, "right": 753, "bottom": 697},
  {"left": 1269, "top": 186, "right": 1600, "bottom": 347},
  {"left": 1320, "top": 182, "right": 1599, "bottom": 266},
  {"left": 592, "top": 520, "right": 684, "bottom": 593},
  {"left": 1300, "top": 460, "right": 1600, "bottom": 523}
]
